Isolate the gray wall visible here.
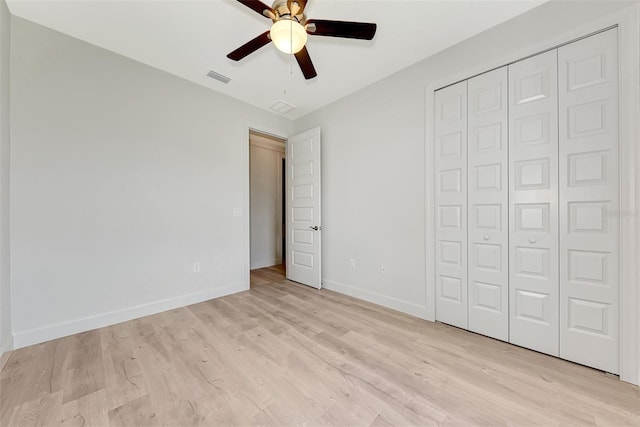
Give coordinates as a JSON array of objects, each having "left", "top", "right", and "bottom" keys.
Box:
[
  {"left": 9, "top": 16, "right": 292, "bottom": 347},
  {"left": 0, "top": 0, "right": 11, "bottom": 353},
  {"left": 294, "top": 0, "right": 636, "bottom": 318}
]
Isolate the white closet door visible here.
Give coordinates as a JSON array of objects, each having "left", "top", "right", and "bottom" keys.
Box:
[
  {"left": 508, "top": 50, "right": 559, "bottom": 356},
  {"left": 558, "top": 29, "right": 619, "bottom": 373},
  {"left": 435, "top": 81, "right": 468, "bottom": 329},
  {"left": 467, "top": 67, "right": 509, "bottom": 340}
]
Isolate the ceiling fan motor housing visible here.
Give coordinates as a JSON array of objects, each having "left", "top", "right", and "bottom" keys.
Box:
[{"left": 271, "top": 1, "right": 305, "bottom": 23}]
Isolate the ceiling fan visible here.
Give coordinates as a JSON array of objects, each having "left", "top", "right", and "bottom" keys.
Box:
[{"left": 227, "top": 0, "right": 377, "bottom": 79}]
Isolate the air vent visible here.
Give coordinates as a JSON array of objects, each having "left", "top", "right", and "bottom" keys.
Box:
[
  {"left": 270, "top": 100, "right": 296, "bottom": 114},
  {"left": 206, "top": 70, "right": 231, "bottom": 84}
]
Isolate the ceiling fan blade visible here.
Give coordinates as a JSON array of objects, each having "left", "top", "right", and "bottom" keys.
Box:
[
  {"left": 306, "top": 19, "right": 377, "bottom": 40},
  {"left": 227, "top": 31, "right": 272, "bottom": 61},
  {"left": 237, "top": 0, "right": 276, "bottom": 19},
  {"left": 287, "top": 0, "right": 307, "bottom": 15},
  {"left": 294, "top": 46, "right": 317, "bottom": 80}
]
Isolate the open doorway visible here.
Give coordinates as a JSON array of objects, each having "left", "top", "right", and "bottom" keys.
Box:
[{"left": 249, "top": 130, "right": 286, "bottom": 287}]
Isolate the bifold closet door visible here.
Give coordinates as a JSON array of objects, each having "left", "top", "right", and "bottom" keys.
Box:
[
  {"left": 467, "top": 68, "right": 509, "bottom": 341},
  {"left": 508, "top": 50, "right": 559, "bottom": 356},
  {"left": 435, "top": 81, "right": 468, "bottom": 329},
  {"left": 558, "top": 29, "right": 619, "bottom": 374}
]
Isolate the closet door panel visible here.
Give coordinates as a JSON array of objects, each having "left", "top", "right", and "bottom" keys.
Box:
[
  {"left": 468, "top": 67, "right": 509, "bottom": 340},
  {"left": 508, "top": 50, "right": 559, "bottom": 356},
  {"left": 435, "top": 82, "right": 468, "bottom": 329},
  {"left": 559, "top": 29, "right": 619, "bottom": 373}
]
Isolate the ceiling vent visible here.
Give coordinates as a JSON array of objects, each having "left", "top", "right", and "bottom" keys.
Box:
[
  {"left": 206, "top": 70, "right": 231, "bottom": 84},
  {"left": 270, "top": 100, "right": 296, "bottom": 114}
]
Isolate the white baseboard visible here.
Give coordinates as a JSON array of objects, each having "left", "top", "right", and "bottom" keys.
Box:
[
  {"left": 12, "top": 282, "right": 248, "bottom": 350},
  {"left": 322, "top": 279, "right": 430, "bottom": 321}
]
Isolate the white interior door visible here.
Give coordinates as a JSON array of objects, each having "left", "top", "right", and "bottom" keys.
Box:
[
  {"left": 558, "top": 29, "right": 619, "bottom": 373},
  {"left": 286, "top": 127, "right": 322, "bottom": 289},
  {"left": 467, "top": 67, "right": 509, "bottom": 341},
  {"left": 434, "top": 81, "right": 468, "bottom": 329},
  {"left": 508, "top": 50, "right": 559, "bottom": 356}
]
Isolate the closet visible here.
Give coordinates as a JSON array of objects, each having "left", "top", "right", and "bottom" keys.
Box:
[{"left": 434, "top": 28, "right": 620, "bottom": 374}]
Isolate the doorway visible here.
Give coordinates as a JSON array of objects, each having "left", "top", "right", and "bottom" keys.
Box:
[{"left": 249, "top": 130, "right": 286, "bottom": 287}]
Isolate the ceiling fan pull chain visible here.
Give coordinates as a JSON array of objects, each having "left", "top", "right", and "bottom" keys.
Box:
[
  {"left": 283, "top": 62, "right": 287, "bottom": 95},
  {"left": 283, "top": 51, "right": 294, "bottom": 96}
]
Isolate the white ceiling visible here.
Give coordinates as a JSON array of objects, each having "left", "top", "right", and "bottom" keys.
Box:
[{"left": 6, "top": 0, "right": 548, "bottom": 119}]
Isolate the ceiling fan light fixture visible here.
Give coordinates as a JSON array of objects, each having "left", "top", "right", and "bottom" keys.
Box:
[
  {"left": 229, "top": 0, "right": 377, "bottom": 80},
  {"left": 270, "top": 19, "right": 307, "bottom": 54}
]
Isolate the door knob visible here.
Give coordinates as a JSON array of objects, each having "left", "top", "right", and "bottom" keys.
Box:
[
  {"left": 309, "top": 226, "right": 322, "bottom": 231},
  {"left": 483, "top": 235, "right": 490, "bottom": 241},
  {"left": 529, "top": 237, "right": 537, "bottom": 244}
]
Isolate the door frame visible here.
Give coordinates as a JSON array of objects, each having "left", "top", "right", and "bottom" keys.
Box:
[
  {"left": 425, "top": 4, "right": 640, "bottom": 385},
  {"left": 244, "top": 123, "right": 290, "bottom": 289},
  {"left": 248, "top": 131, "right": 286, "bottom": 270}
]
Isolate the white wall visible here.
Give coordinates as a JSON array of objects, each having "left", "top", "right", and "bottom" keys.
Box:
[
  {"left": 250, "top": 134, "right": 284, "bottom": 270},
  {"left": 294, "top": 0, "right": 637, "bottom": 320},
  {"left": 0, "top": 0, "right": 11, "bottom": 353},
  {"left": 9, "top": 16, "right": 292, "bottom": 348},
  {"left": 298, "top": 67, "right": 428, "bottom": 317}
]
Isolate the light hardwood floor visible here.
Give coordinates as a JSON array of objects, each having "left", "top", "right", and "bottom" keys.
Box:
[
  {"left": 250, "top": 264, "right": 285, "bottom": 287},
  {"left": 1, "top": 276, "right": 639, "bottom": 426}
]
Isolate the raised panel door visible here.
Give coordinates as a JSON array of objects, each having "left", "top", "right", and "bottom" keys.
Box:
[
  {"left": 435, "top": 81, "right": 468, "bottom": 328},
  {"left": 286, "top": 128, "right": 322, "bottom": 289},
  {"left": 468, "top": 67, "right": 509, "bottom": 341},
  {"left": 508, "top": 50, "right": 559, "bottom": 356},
  {"left": 558, "top": 29, "right": 619, "bottom": 373}
]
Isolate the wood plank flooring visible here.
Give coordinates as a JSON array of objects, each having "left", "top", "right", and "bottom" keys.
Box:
[
  {"left": 1, "top": 278, "right": 638, "bottom": 426},
  {"left": 250, "top": 264, "right": 285, "bottom": 287}
]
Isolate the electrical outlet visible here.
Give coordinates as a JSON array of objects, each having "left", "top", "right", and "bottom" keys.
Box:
[
  {"left": 349, "top": 258, "right": 356, "bottom": 269},
  {"left": 193, "top": 262, "right": 201, "bottom": 273}
]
